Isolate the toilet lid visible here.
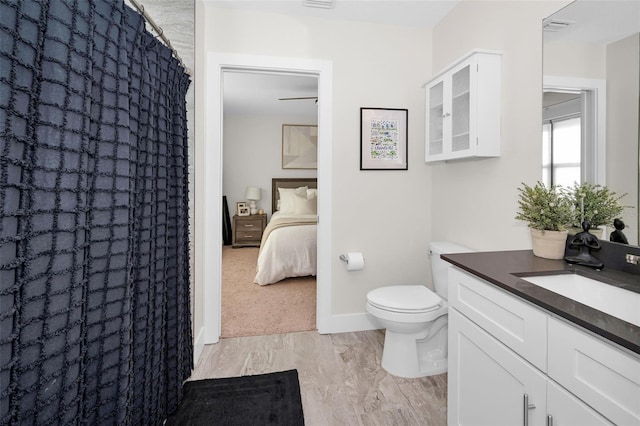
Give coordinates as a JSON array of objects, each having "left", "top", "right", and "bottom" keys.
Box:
[{"left": 367, "top": 285, "right": 442, "bottom": 313}]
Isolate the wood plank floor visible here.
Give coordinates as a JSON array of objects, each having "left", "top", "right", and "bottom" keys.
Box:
[{"left": 191, "top": 330, "right": 448, "bottom": 425}]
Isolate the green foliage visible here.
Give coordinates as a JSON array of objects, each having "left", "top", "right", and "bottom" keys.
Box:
[
  {"left": 566, "top": 183, "right": 628, "bottom": 228},
  {"left": 515, "top": 182, "right": 572, "bottom": 231}
]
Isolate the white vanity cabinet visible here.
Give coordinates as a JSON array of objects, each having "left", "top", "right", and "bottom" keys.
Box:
[
  {"left": 424, "top": 50, "right": 501, "bottom": 163},
  {"left": 449, "top": 309, "right": 547, "bottom": 425},
  {"left": 448, "top": 267, "right": 638, "bottom": 426}
]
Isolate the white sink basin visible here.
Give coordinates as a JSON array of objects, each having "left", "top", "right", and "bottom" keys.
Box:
[{"left": 523, "top": 274, "right": 640, "bottom": 326}]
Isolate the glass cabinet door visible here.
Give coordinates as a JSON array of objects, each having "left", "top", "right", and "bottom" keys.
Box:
[
  {"left": 428, "top": 81, "right": 444, "bottom": 156},
  {"left": 451, "top": 64, "right": 471, "bottom": 152}
]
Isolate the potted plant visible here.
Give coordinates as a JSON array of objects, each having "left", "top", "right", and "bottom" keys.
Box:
[
  {"left": 515, "top": 182, "right": 572, "bottom": 259},
  {"left": 566, "top": 183, "right": 627, "bottom": 237}
]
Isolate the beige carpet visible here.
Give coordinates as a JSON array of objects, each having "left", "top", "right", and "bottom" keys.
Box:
[{"left": 221, "top": 246, "right": 317, "bottom": 338}]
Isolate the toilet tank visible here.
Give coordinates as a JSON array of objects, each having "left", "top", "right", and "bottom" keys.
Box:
[{"left": 429, "top": 241, "right": 473, "bottom": 300}]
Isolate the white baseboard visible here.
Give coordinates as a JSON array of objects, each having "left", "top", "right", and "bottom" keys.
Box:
[
  {"left": 193, "top": 326, "right": 205, "bottom": 366},
  {"left": 318, "top": 312, "right": 380, "bottom": 334},
  {"left": 196, "top": 313, "right": 378, "bottom": 351}
]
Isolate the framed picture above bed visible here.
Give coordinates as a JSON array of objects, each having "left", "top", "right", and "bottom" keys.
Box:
[
  {"left": 282, "top": 124, "right": 318, "bottom": 169},
  {"left": 360, "top": 107, "right": 408, "bottom": 170}
]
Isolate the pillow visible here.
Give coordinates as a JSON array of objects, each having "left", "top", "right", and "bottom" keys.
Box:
[
  {"left": 294, "top": 191, "right": 317, "bottom": 214},
  {"left": 306, "top": 188, "right": 317, "bottom": 199},
  {"left": 278, "top": 186, "right": 307, "bottom": 213},
  {"left": 293, "top": 186, "right": 308, "bottom": 198}
]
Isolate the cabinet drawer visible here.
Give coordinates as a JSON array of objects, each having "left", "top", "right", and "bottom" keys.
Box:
[
  {"left": 235, "top": 230, "right": 261, "bottom": 242},
  {"left": 237, "top": 219, "right": 263, "bottom": 230},
  {"left": 449, "top": 267, "right": 548, "bottom": 371},
  {"left": 548, "top": 317, "right": 640, "bottom": 425}
]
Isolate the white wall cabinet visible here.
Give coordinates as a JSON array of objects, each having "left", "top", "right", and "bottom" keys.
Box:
[
  {"left": 448, "top": 267, "right": 638, "bottom": 426},
  {"left": 424, "top": 50, "right": 501, "bottom": 162}
]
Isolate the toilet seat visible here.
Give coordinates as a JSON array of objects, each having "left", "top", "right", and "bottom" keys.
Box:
[{"left": 367, "top": 285, "right": 442, "bottom": 313}]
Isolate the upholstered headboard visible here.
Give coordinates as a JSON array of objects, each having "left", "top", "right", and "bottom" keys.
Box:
[{"left": 272, "top": 178, "right": 317, "bottom": 214}]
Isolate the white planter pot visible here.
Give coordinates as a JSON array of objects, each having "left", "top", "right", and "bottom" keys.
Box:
[{"left": 530, "top": 228, "right": 568, "bottom": 260}]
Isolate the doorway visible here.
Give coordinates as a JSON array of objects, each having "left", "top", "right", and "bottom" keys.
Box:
[
  {"left": 542, "top": 91, "right": 582, "bottom": 187},
  {"left": 221, "top": 71, "right": 318, "bottom": 337},
  {"left": 201, "top": 53, "right": 333, "bottom": 344},
  {"left": 543, "top": 76, "right": 606, "bottom": 187}
]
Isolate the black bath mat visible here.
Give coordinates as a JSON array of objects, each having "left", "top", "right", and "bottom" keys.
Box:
[{"left": 165, "top": 369, "right": 305, "bottom": 425}]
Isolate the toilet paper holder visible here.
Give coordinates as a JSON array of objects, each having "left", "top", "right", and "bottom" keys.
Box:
[{"left": 339, "top": 252, "right": 365, "bottom": 271}]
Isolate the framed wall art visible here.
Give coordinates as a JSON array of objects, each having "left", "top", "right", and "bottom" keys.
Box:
[
  {"left": 360, "top": 108, "right": 408, "bottom": 170},
  {"left": 282, "top": 124, "right": 318, "bottom": 169}
]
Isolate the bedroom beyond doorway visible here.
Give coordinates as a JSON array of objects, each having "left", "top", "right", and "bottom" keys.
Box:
[{"left": 221, "top": 246, "right": 317, "bottom": 338}]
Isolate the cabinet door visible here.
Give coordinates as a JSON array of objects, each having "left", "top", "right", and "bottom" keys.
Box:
[
  {"left": 449, "top": 309, "right": 547, "bottom": 426},
  {"left": 425, "top": 61, "right": 474, "bottom": 162},
  {"left": 450, "top": 62, "right": 472, "bottom": 154},
  {"left": 426, "top": 79, "right": 445, "bottom": 158},
  {"left": 548, "top": 317, "right": 640, "bottom": 425},
  {"left": 547, "top": 381, "right": 613, "bottom": 426}
]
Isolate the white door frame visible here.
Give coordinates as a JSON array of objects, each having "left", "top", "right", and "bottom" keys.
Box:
[
  {"left": 543, "top": 75, "right": 606, "bottom": 186},
  {"left": 202, "top": 53, "right": 333, "bottom": 343}
]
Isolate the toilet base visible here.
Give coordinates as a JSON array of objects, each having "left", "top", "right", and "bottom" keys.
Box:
[{"left": 380, "top": 317, "right": 448, "bottom": 378}]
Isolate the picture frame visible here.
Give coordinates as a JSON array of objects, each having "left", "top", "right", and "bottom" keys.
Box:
[
  {"left": 238, "top": 206, "right": 250, "bottom": 216},
  {"left": 282, "top": 124, "right": 318, "bottom": 169},
  {"left": 360, "top": 108, "right": 408, "bottom": 170},
  {"left": 236, "top": 202, "right": 246, "bottom": 215}
]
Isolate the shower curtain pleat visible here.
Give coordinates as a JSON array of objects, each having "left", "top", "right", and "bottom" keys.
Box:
[{"left": 0, "top": 1, "right": 192, "bottom": 425}]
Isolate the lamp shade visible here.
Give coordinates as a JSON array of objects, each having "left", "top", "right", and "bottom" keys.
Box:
[{"left": 244, "top": 186, "right": 262, "bottom": 201}]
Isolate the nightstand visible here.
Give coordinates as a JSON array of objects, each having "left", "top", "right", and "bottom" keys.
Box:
[{"left": 232, "top": 214, "right": 267, "bottom": 248}]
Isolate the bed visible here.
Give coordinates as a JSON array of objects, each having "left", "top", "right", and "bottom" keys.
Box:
[{"left": 253, "top": 178, "right": 318, "bottom": 285}]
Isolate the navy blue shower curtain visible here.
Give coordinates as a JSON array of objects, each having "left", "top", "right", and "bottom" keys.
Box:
[{"left": 0, "top": 1, "right": 192, "bottom": 424}]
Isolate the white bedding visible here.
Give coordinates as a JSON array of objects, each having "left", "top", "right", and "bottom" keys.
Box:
[{"left": 253, "top": 212, "right": 317, "bottom": 285}]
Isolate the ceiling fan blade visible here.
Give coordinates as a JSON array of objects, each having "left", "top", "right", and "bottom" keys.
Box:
[{"left": 278, "top": 96, "right": 318, "bottom": 101}]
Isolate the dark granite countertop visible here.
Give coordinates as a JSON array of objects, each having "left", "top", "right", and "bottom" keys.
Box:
[{"left": 442, "top": 250, "right": 640, "bottom": 355}]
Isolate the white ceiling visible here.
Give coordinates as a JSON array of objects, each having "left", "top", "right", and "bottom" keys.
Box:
[
  {"left": 224, "top": 72, "right": 319, "bottom": 116},
  {"left": 219, "top": 0, "right": 640, "bottom": 116},
  {"left": 543, "top": 0, "right": 640, "bottom": 45},
  {"left": 218, "top": 0, "right": 460, "bottom": 116},
  {"left": 207, "top": 0, "right": 460, "bottom": 28}
]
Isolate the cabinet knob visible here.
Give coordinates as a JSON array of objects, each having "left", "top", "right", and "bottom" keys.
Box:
[{"left": 442, "top": 112, "right": 451, "bottom": 118}]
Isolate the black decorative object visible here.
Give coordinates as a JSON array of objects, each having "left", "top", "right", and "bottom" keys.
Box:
[
  {"left": 0, "top": 1, "right": 192, "bottom": 424},
  {"left": 223, "top": 196, "right": 232, "bottom": 245},
  {"left": 564, "top": 221, "right": 604, "bottom": 268},
  {"left": 609, "top": 218, "right": 629, "bottom": 244},
  {"left": 166, "top": 370, "right": 305, "bottom": 426}
]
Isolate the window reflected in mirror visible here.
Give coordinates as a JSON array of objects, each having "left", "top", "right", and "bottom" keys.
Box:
[{"left": 542, "top": 91, "right": 582, "bottom": 188}]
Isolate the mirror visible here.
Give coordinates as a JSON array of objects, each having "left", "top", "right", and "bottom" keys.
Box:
[{"left": 543, "top": 0, "right": 640, "bottom": 246}]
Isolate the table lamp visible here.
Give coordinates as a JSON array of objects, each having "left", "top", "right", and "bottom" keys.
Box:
[{"left": 244, "top": 186, "right": 262, "bottom": 215}]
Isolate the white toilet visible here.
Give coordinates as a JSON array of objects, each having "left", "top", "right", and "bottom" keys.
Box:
[{"left": 366, "top": 241, "right": 472, "bottom": 378}]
